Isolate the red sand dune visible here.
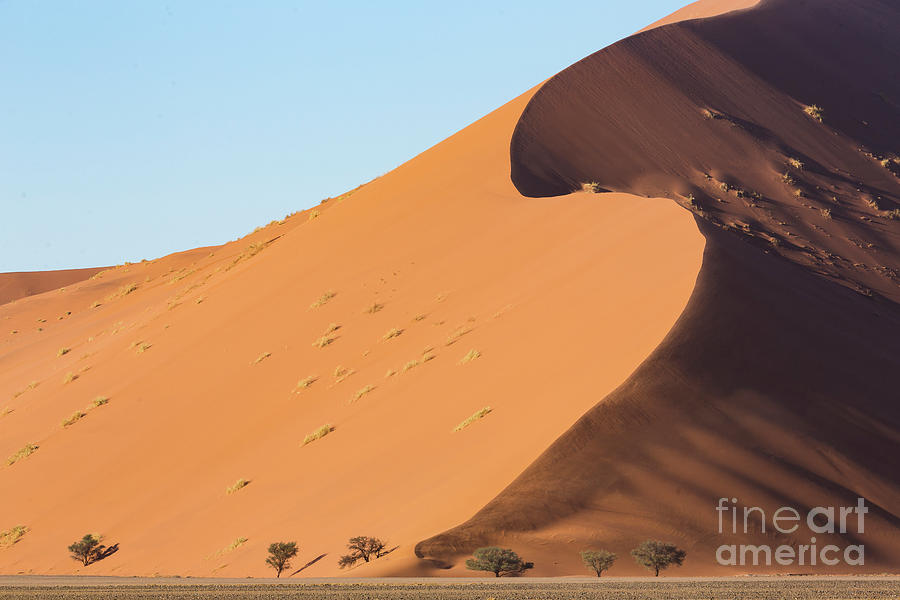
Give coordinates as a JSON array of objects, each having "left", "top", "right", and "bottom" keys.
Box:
[
  {"left": 0, "top": 268, "right": 106, "bottom": 306},
  {"left": 1, "top": 0, "right": 898, "bottom": 578}
]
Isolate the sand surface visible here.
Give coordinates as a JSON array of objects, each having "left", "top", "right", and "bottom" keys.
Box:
[{"left": 2, "top": 0, "right": 898, "bottom": 581}]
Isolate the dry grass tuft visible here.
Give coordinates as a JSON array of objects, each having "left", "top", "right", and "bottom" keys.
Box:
[
  {"left": 382, "top": 327, "right": 403, "bottom": 341},
  {"left": 136, "top": 342, "right": 152, "bottom": 354},
  {"left": 295, "top": 376, "right": 318, "bottom": 391},
  {"left": 216, "top": 537, "right": 248, "bottom": 556},
  {"left": 63, "top": 372, "right": 79, "bottom": 384},
  {"left": 310, "top": 290, "right": 336, "bottom": 309},
  {"left": 366, "top": 302, "right": 384, "bottom": 314},
  {"left": 0, "top": 526, "right": 28, "bottom": 548},
  {"left": 454, "top": 407, "right": 492, "bottom": 432},
  {"left": 333, "top": 366, "right": 354, "bottom": 383},
  {"left": 804, "top": 104, "right": 824, "bottom": 122},
  {"left": 62, "top": 411, "right": 86, "bottom": 427},
  {"left": 445, "top": 326, "right": 472, "bottom": 346},
  {"left": 251, "top": 352, "right": 271, "bottom": 365},
  {"left": 92, "top": 396, "right": 110, "bottom": 407},
  {"left": 57, "top": 347, "right": 71, "bottom": 357},
  {"left": 353, "top": 385, "right": 375, "bottom": 403},
  {"left": 108, "top": 282, "right": 139, "bottom": 300},
  {"left": 788, "top": 158, "right": 804, "bottom": 170},
  {"left": 226, "top": 479, "right": 250, "bottom": 494},
  {"left": 821, "top": 208, "right": 832, "bottom": 220},
  {"left": 302, "top": 424, "right": 334, "bottom": 446},
  {"left": 581, "top": 182, "right": 604, "bottom": 193},
  {"left": 312, "top": 335, "right": 335, "bottom": 348},
  {"left": 459, "top": 349, "right": 481, "bottom": 364},
  {"left": 6, "top": 443, "right": 38, "bottom": 466}
]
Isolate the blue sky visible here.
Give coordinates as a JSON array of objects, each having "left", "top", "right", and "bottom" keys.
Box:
[{"left": 0, "top": 1, "right": 686, "bottom": 272}]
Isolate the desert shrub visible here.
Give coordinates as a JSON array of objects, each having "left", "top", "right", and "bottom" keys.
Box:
[
  {"left": 465, "top": 547, "right": 533, "bottom": 577},
  {"left": 366, "top": 302, "right": 384, "bottom": 314},
  {"left": 6, "top": 443, "right": 38, "bottom": 466},
  {"left": 887, "top": 209, "right": 900, "bottom": 220},
  {"left": 582, "top": 182, "right": 604, "bottom": 193},
  {"left": 788, "top": 158, "right": 804, "bottom": 169},
  {"left": 63, "top": 372, "right": 79, "bottom": 384},
  {"left": 338, "top": 536, "right": 387, "bottom": 568},
  {"left": 821, "top": 208, "right": 832, "bottom": 219},
  {"left": 92, "top": 397, "right": 109, "bottom": 407},
  {"left": 68, "top": 534, "right": 106, "bottom": 566},
  {"left": 631, "top": 540, "right": 686, "bottom": 576},
  {"left": 445, "top": 326, "right": 472, "bottom": 346},
  {"left": 454, "top": 407, "right": 492, "bottom": 432},
  {"left": 226, "top": 479, "right": 250, "bottom": 494},
  {"left": 302, "top": 424, "right": 334, "bottom": 446},
  {"left": 459, "top": 349, "right": 481, "bottom": 364},
  {"left": 781, "top": 172, "right": 795, "bottom": 185},
  {"left": 266, "top": 541, "right": 298, "bottom": 577},
  {"left": 581, "top": 549, "right": 617, "bottom": 577},
  {"left": 0, "top": 526, "right": 27, "bottom": 548},
  {"left": 57, "top": 347, "right": 71, "bottom": 357}
]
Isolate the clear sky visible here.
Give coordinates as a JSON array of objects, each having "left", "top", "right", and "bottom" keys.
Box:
[{"left": 1, "top": 1, "right": 687, "bottom": 272}]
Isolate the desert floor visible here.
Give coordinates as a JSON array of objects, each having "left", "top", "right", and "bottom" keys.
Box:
[{"left": 0, "top": 575, "right": 897, "bottom": 599}]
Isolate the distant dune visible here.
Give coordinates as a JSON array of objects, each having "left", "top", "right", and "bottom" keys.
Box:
[
  {"left": 0, "top": 268, "right": 105, "bottom": 306},
  {"left": 1, "top": 0, "right": 897, "bottom": 579}
]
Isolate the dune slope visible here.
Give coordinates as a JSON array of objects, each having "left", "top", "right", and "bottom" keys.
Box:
[
  {"left": 0, "top": 269, "right": 106, "bottom": 307},
  {"left": 416, "top": 0, "right": 900, "bottom": 575},
  {"left": 0, "top": 84, "right": 704, "bottom": 576}
]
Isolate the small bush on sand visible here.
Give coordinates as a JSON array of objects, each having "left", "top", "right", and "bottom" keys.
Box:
[
  {"left": 266, "top": 541, "right": 298, "bottom": 577},
  {"left": 454, "top": 407, "right": 492, "bottom": 432},
  {"left": 226, "top": 479, "right": 250, "bottom": 494},
  {"left": 788, "top": 158, "right": 804, "bottom": 169},
  {"left": 581, "top": 549, "right": 617, "bottom": 577},
  {"left": 57, "top": 347, "right": 71, "bottom": 357},
  {"left": 887, "top": 209, "right": 900, "bottom": 220},
  {"left": 68, "top": 534, "right": 106, "bottom": 566},
  {"left": 63, "top": 372, "right": 79, "bottom": 384},
  {"left": 821, "top": 208, "right": 832, "bottom": 219},
  {"left": 338, "top": 536, "right": 388, "bottom": 568},
  {"left": 6, "top": 443, "right": 38, "bottom": 466},
  {"left": 302, "top": 424, "right": 334, "bottom": 446},
  {"left": 781, "top": 172, "right": 795, "bottom": 185},
  {"left": 92, "top": 396, "right": 109, "bottom": 407},
  {"left": 366, "top": 302, "right": 384, "bottom": 314},
  {"left": 465, "top": 547, "right": 533, "bottom": 577},
  {"left": 0, "top": 525, "right": 27, "bottom": 548},
  {"left": 581, "top": 182, "right": 604, "bottom": 193},
  {"left": 631, "top": 540, "right": 686, "bottom": 576}
]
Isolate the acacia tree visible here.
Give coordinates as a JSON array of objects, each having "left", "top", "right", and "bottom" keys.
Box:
[
  {"left": 338, "top": 536, "right": 387, "bottom": 568},
  {"left": 266, "top": 541, "right": 298, "bottom": 577},
  {"left": 631, "top": 540, "right": 686, "bottom": 576},
  {"left": 580, "top": 549, "right": 617, "bottom": 577},
  {"left": 465, "top": 547, "right": 533, "bottom": 577},
  {"left": 68, "top": 534, "right": 105, "bottom": 566}
]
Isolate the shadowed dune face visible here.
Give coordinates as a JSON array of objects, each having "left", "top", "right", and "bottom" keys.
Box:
[
  {"left": 414, "top": 0, "right": 900, "bottom": 575},
  {"left": 0, "top": 88, "right": 705, "bottom": 575},
  {"left": 0, "top": 269, "right": 107, "bottom": 306}
]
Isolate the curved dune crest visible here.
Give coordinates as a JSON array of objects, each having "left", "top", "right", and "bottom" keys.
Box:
[
  {"left": 416, "top": 0, "right": 900, "bottom": 575},
  {"left": 0, "top": 85, "right": 704, "bottom": 574}
]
